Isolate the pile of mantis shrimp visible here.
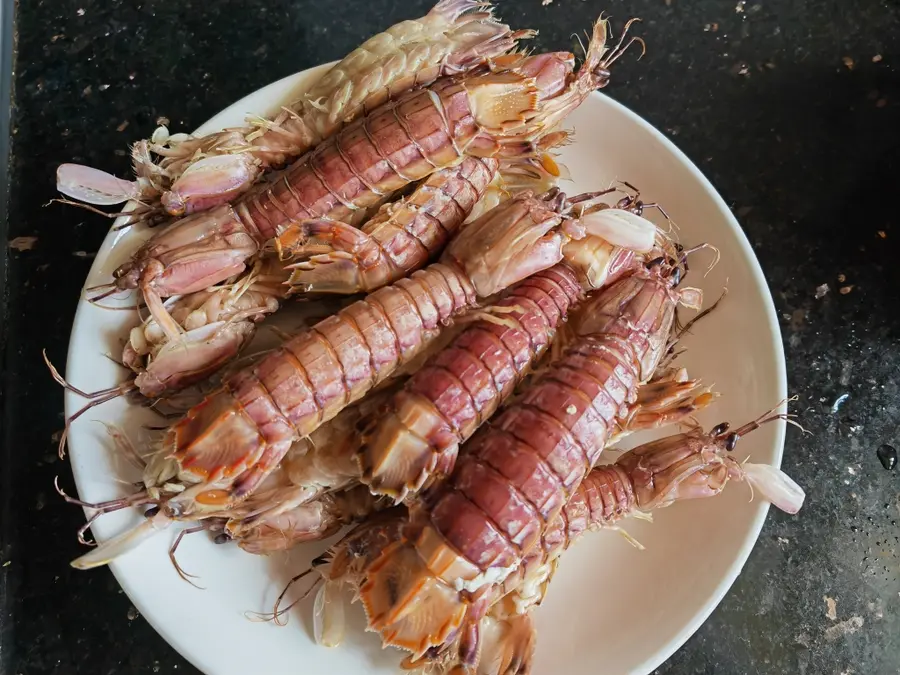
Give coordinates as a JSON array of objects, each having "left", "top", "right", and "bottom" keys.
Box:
[{"left": 51, "top": 2, "right": 807, "bottom": 673}]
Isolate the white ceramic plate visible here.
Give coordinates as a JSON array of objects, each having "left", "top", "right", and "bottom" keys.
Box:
[{"left": 64, "top": 63, "right": 787, "bottom": 675}]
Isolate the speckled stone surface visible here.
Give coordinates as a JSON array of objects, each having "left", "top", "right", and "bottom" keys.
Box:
[{"left": 2, "top": 1, "right": 899, "bottom": 673}]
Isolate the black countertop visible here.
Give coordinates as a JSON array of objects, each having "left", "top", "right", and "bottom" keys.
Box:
[{"left": 2, "top": 1, "right": 899, "bottom": 673}]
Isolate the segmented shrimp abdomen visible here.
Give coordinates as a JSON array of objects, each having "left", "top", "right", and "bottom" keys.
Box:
[
  {"left": 539, "top": 463, "right": 635, "bottom": 562},
  {"left": 170, "top": 263, "right": 478, "bottom": 501},
  {"left": 229, "top": 262, "right": 476, "bottom": 438},
  {"left": 237, "top": 85, "right": 471, "bottom": 241},
  {"left": 576, "top": 272, "right": 679, "bottom": 381},
  {"left": 359, "top": 264, "right": 581, "bottom": 497},
  {"left": 372, "top": 156, "right": 499, "bottom": 278},
  {"left": 429, "top": 331, "right": 643, "bottom": 572},
  {"left": 582, "top": 465, "right": 636, "bottom": 525}
]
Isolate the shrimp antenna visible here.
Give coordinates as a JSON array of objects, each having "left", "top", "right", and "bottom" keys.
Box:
[
  {"left": 674, "top": 287, "right": 728, "bottom": 338},
  {"left": 572, "top": 31, "right": 587, "bottom": 58},
  {"left": 169, "top": 526, "right": 207, "bottom": 590},
  {"left": 43, "top": 350, "right": 137, "bottom": 457},
  {"left": 54, "top": 475, "right": 155, "bottom": 530},
  {"left": 679, "top": 242, "right": 720, "bottom": 277},
  {"left": 566, "top": 187, "right": 619, "bottom": 216},
  {"left": 728, "top": 396, "right": 808, "bottom": 440},
  {"left": 613, "top": 180, "right": 674, "bottom": 223},
  {"left": 661, "top": 312, "right": 696, "bottom": 361},
  {"left": 613, "top": 179, "right": 644, "bottom": 208},
  {"left": 245, "top": 568, "right": 322, "bottom": 626},
  {"left": 85, "top": 281, "right": 115, "bottom": 293},
  {"left": 92, "top": 301, "right": 144, "bottom": 311},
  {"left": 83, "top": 283, "right": 119, "bottom": 305},
  {"left": 601, "top": 18, "right": 646, "bottom": 68},
  {"left": 741, "top": 457, "right": 757, "bottom": 503},
  {"left": 47, "top": 197, "right": 127, "bottom": 219}
]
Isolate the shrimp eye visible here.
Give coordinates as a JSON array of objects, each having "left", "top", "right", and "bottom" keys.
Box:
[
  {"left": 711, "top": 422, "right": 730, "bottom": 437},
  {"left": 670, "top": 266, "right": 682, "bottom": 287},
  {"left": 725, "top": 433, "right": 739, "bottom": 451},
  {"left": 646, "top": 256, "right": 665, "bottom": 268},
  {"left": 594, "top": 67, "right": 612, "bottom": 85}
]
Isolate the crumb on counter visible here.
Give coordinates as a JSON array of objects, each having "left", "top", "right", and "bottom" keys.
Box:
[
  {"left": 831, "top": 394, "right": 849, "bottom": 414},
  {"left": 824, "top": 595, "right": 837, "bottom": 621},
  {"left": 8, "top": 236, "right": 38, "bottom": 251},
  {"left": 824, "top": 616, "right": 863, "bottom": 642}
]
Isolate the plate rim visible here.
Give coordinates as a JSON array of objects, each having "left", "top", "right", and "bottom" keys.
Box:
[
  {"left": 63, "top": 62, "right": 788, "bottom": 675},
  {"left": 600, "top": 88, "right": 788, "bottom": 675}
]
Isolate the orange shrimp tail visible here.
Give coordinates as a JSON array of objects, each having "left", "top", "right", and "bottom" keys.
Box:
[
  {"left": 477, "top": 613, "right": 537, "bottom": 675},
  {"left": 360, "top": 541, "right": 467, "bottom": 657},
  {"left": 169, "top": 392, "right": 266, "bottom": 483},
  {"left": 359, "top": 390, "right": 458, "bottom": 501}
]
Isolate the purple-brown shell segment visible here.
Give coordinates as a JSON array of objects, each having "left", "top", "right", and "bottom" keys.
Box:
[
  {"left": 583, "top": 465, "right": 636, "bottom": 524},
  {"left": 170, "top": 264, "right": 477, "bottom": 500},
  {"left": 416, "top": 264, "right": 581, "bottom": 437},
  {"left": 426, "top": 263, "right": 691, "bottom": 573},
  {"left": 430, "top": 491, "right": 520, "bottom": 570},
  {"left": 575, "top": 268, "right": 680, "bottom": 382},
  {"left": 454, "top": 460, "right": 543, "bottom": 550},
  {"left": 429, "top": 328, "right": 644, "bottom": 571},
  {"left": 359, "top": 264, "right": 582, "bottom": 494},
  {"left": 373, "top": 156, "right": 499, "bottom": 281},
  {"left": 235, "top": 81, "right": 482, "bottom": 241},
  {"left": 539, "top": 464, "right": 635, "bottom": 560},
  {"left": 230, "top": 264, "right": 475, "bottom": 435}
]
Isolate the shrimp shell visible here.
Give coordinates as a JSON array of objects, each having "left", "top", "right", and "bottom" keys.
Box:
[
  {"left": 358, "top": 263, "right": 585, "bottom": 499},
  {"left": 170, "top": 262, "right": 478, "bottom": 502},
  {"left": 358, "top": 262, "right": 698, "bottom": 658},
  {"left": 68, "top": 183, "right": 647, "bottom": 576},
  {"left": 276, "top": 156, "right": 500, "bottom": 294},
  {"left": 240, "top": 0, "right": 526, "bottom": 166},
  {"left": 226, "top": 363, "right": 715, "bottom": 555}
]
